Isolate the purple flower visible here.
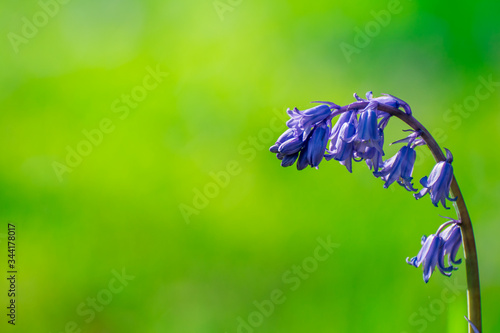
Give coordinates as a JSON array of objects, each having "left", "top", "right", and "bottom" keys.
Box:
[
  {"left": 414, "top": 148, "right": 457, "bottom": 209},
  {"left": 372, "top": 94, "right": 412, "bottom": 115},
  {"left": 407, "top": 219, "right": 462, "bottom": 283},
  {"left": 356, "top": 101, "right": 380, "bottom": 142},
  {"left": 296, "top": 120, "right": 331, "bottom": 170},
  {"left": 270, "top": 129, "right": 295, "bottom": 154},
  {"left": 373, "top": 145, "right": 417, "bottom": 191},
  {"left": 270, "top": 104, "right": 334, "bottom": 168},
  {"left": 326, "top": 112, "right": 357, "bottom": 172},
  {"left": 330, "top": 110, "right": 355, "bottom": 146},
  {"left": 353, "top": 130, "right": 384, "bottom": 172},
  {"left": 440, "top": 222, "right": 462, "bottom": 266},
  {"left": 406, "top": 234, "right": 448, "bottom": 283},
  {"left": 355, "top": 91, "right": 412, "bottom": 115},
  {"left": 286, "top": 104, "right": 333, "bottom": 140}
]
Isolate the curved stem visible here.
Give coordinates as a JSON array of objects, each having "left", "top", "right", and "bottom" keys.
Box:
[{"left": 337, "top": 102, "right": 482, "bottom": 332}]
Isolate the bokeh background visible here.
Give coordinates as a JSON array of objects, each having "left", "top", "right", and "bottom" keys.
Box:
[{"left": 1, "top": 0, "right": 499, "bottom": 332}]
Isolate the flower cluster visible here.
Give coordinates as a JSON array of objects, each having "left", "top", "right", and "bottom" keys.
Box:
[
  {"left": 268, "top": 91, "right": 472, "bottom": 330},
  {"left": 406, "top": 218, "right": 462, "bottom": 283},
  {"left": 269, "top": 104, "right": 335, "bottom": 170},
  {"left": 269, "top": 91, "right": 456, "bottom": 208}
]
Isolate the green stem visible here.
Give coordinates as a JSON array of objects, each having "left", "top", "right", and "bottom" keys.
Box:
[{"left": 337, "top": 102, "right": 482, "bottom": 332}]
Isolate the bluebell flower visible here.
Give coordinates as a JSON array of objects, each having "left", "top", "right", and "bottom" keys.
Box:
[
  {"left": 329, "top": 110, "right": 355, "bottom": 147},
  {"left": 353, "top": 129, "right": 384, "bottom": 172},
  {"left": 356, "top": 101, "right": 380, "bottom": 142},
  {"left": 440, "top": 222, "right": 462, "bottom": 266},
  {"left": 296, "top": 119, "right": 331, "bottom": 170},
  {"left": 326, "top": 112, "right": 357, "bottom": 172},
  {"left": 270, "top": 129, "right": 295, "bottom": 154},
  {"left": 278, "top": 135, "right": 304, "bottom": 155},
  {"left": 374, "top": 145, "right": 417, "bottom": 191},
  {"left": 407, "top": 219, "right": 462, "bottom": 283},
  {"left": 355, "top": 91, "right": 412, "bottom": 115},
  {"left": 406, "top": 233, "right": 449, "bottom": 283},
  {"left": 373, "top": 130, "right": 421, "bottom": 191},
  {"left": 372, "top": 94, "right": 412, "bottom": 115},
  {"left": 414, "top": 148, "right": 457, "bottom": 209},
  {"left": 286, "top": 104, "right": 333, "bottom": 140},
  {"left": 270, "top": 129, "right": 301, "bottom": 167},
  {"left": 353, "top": 100, "right": 386, "bottom": 170},
  {"left": 271, "top": 104, "right": 334, "bottom": 168}
]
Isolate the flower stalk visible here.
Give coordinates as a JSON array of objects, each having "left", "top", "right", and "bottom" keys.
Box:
[
  {"left": 270, "top": 95, "right": 481, "bottom": 332},
  {"left": 341, "top": 102, "right": 482, "bottom": 332}
]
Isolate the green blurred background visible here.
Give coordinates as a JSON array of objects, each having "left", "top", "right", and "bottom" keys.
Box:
[{"left": 1, "top": 0, "right": 499, "bottom": 332}]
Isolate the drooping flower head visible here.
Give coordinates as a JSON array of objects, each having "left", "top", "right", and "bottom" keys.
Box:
[
  {"left": 325, "top": 111, "right": 357, "bottom": 172},
  {"left": 270, "top": 129, "right": 301, "bottom": 167},
  {"left": 374, "top": 145, "right": 417, "bottom": 191},
  {"left": 373, "top": 131, "right": 422, "bottom": 191},
  {"left": 356, "top": 101, "right": 381, "bottom": 143},
  {"left": 353, "top": 132, "right": 384, "bottom": 172},
  {"left": 286, "top": 104, "right": 336, "bottom": 139},
  {"left": 269, "top": 92, "right": 474, "bottom": 332},
  {"left": 439, "top": 220, "right": 462, "bottom": 267},
  {"left": 351, "top": 94, "right": 390, "bottom": 171},
  {"left": 414, "top": 148, "right": 457, "bottom": 209},
  {"left": 296, "top": 119, "right": 331, "bottom": 170},
  {"left": 329, "top": 109, "right": 355, "bottom": 148},
  {"left": 406, "top": 233, "right": 448, "bottom": 283},
  {"left": 406, "top": 218, "right": 462, "bottom": 283},
  {"left": 270, "top": 103, "right": 335, "bottom": 169}
]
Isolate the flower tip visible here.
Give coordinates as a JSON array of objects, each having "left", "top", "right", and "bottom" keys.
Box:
[
  {"left": 269, "top": 145, "right": 279, "bottom": 153},
  {"left": 464, "top": 316, "right": 480, "bottom": 333},
  {"left": 444, "top": 148, "right": 453, "bottom": 163}
]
